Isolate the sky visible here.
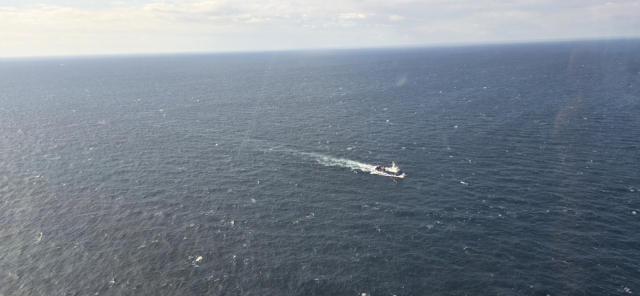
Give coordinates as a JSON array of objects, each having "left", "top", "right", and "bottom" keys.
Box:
[{"left": 0, "top": 0, "right": 639, "bottom": 57}]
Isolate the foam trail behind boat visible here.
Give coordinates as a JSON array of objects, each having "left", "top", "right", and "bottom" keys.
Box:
[
  {"left": 253, "top": 141, "right": 402, "bottom": 177},
  {"left": 306, "top": 153, "right": 377, "bottom": 173}
]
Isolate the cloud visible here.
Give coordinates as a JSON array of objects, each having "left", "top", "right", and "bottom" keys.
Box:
[
  {"left": 340, "top": 12, "right": 366, "bottom": 19},
  {"left": 0, "top": 0, "right": 639, "bottom": 57}
]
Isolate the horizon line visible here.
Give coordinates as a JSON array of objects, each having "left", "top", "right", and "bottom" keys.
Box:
[{"left": 2, "top": 37, "right": 638, "bottom": 60}]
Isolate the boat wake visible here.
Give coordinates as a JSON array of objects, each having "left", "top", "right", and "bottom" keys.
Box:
[
  {"left": 304, "top": 153, "right": 405, "bottom": 178},
  {"left": 241, "top": 139, "right": 405, "bottom": 178}
]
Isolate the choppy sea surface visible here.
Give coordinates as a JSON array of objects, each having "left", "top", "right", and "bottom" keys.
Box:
[{"left": 1, "top": 40, "right": 639, "bottom": 295}]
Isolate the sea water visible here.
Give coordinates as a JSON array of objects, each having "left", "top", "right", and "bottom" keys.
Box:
[{"left": 0, "top": 40, "right": 639, "bottom": 295}]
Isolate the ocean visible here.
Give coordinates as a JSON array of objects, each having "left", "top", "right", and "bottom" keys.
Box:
[{"left": 1, "top": 40, "right": 639, "bottom": 295}]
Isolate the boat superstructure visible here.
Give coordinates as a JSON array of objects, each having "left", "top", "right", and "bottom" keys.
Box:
[{"left": 374, "top": 162, "right": 405, "bottom": 177}]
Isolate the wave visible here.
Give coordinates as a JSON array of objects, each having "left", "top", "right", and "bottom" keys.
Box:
[
  {"left": 244, "top": 139, "right": 403, "bottom": 177},
  {"left": 304, "top": 152, "right": 404, "bottom": 178}
]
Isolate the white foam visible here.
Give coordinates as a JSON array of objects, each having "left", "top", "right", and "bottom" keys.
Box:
[
  {"left": 306, "top": 152, "right": 404, "bottom": 178},
  {"left": 309, "top": 153, "right": 376, "bottom": 172},
  {"left": 188, "top": 255, "right": 203, "bottom": 267}
]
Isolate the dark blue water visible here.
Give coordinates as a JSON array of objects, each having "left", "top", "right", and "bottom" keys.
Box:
[{"left": 1, "top": 40, "right": 639, "bottom": 295}]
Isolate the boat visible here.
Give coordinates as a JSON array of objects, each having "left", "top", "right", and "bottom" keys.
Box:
[{"left": 374, "top": 162, "right": 405, "bottom": 177}]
